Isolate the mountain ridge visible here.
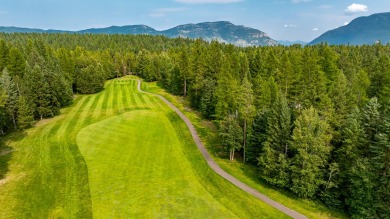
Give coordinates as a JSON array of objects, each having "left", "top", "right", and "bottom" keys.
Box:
[
  {"left": 0, "top": 21, "right": 278, "bottom": 46},
  {"left": 309, "top": 12, "right": 390, "bottom": 45}
]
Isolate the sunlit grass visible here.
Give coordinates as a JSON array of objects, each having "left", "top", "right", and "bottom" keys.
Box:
[{"left": 0, "top": 77, "right": 288, "bottom": 218}]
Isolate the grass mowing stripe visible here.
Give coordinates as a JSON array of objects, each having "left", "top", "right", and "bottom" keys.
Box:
[
  {"left": 76, "top": 77, "right": 289, "bottom": 218},
  {"left": 56, "top": 96, "right": 88, "bottom": 144},
  {"left": 1, "top": 76, "right": 289, "bottom": 218},
  {"left": 102, "top": 81, "right": 112, "bottom": 115},
  {"left": 126, "top": 82, "right": 136, "bottom": 108},
  {"left": 92, "top": 89, "right": 106, "bottom": 120}
]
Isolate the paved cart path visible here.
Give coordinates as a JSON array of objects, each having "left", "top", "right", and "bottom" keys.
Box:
[{"left": 138, "top": 80, "right": 308, "bottom": 219}]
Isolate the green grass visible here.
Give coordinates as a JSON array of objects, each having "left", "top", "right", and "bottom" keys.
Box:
[
  {"left": 0, "top": 77, "right": 288, "bottom": 218},
  {"left": 142, "top": 81, "right": 348, "bottom": 219}
]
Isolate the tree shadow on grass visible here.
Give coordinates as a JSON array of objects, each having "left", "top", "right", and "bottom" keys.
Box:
[
  {"left": 0, "top": 131, "right": 27, "bottom": 180},
  {"left": 0, "top": 147, "right": 12, "bottom": 180}
]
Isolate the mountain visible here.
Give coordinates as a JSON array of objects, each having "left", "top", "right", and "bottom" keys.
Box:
[
  {"left": 78, "top": 25, "right": 158, "bottom": 35},
  {"left": 309, "top": 12, "right": 390, "bottom": 45},
  {"left": 278, "top": 40, "right": 307, "bottom": 46},
  {"left": 0, "top": 21, "right": 277, "bottom": 46},
  {"left": 0, "top": 26, "right": 66, "bottom": 33},
  {"left": 161, "top": 21, "right": 277, "bottom": 46}
]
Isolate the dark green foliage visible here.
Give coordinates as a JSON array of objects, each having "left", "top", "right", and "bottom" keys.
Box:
[
  {"left": 75, "top": 64, "right": 105, "bottom": 94},
  {"left": 17, "top": 95, "right": 34, "bottom": 129},
  {"left": 219, "top": 114, "right": 243, "bottom": 161},
  {"left": 246, "top": 111, "right": 268, "bottom": 164},
  {"left": 0, "top": 68, "right": 19, "bottom": 129},
  {"left": 7, "top": 46, "right": 26, "bottom": 78},
  {"left": 258, "top": 94, "right": 291, "bottom": 188},
  {"left": 290, "top": 107, "right": 332, "bottom": 198},
  {"left": 27, "top": 65, "right": 60, "bottom": 119},
  {"left": 0, "top": 39, "right": 9, "bottom": 72}
]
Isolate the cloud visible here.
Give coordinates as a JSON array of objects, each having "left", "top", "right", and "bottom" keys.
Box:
[
  {"left": 292, "top": 0, "right": 311, "bottom": 3},
  {"left": 312, "top": 27, "right": 319, "bottom": 31},
  {"left": 344, "top": 21, "right": 350, "bottom": 25},
  {"left": 149, "top": 7, "right": 186, "bottom": 17},
  {"left": 345, "top": 3, "right": 368, "bottom": 15},
  {"left": 175, "top": 0, "right": 243, "bottom": 4},
  {"left": 284, "top": 24, "right": 298, "bottom": 28}
]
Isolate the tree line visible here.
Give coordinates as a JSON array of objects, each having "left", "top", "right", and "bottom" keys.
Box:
[{"left": 0, "top": 33, "right": 389, "bottom": 218}]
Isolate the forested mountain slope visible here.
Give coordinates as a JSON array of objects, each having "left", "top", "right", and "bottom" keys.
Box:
[
  {"left": 0, "top": 21, "right": 277, "bottom": 46},
  {"left": 309, "top": 12, "right": 390, "bottom": 45}
]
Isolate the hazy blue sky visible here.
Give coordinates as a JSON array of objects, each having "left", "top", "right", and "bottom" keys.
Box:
[{"left": 0, "top": 0, "right": 388, "bottom": 41}]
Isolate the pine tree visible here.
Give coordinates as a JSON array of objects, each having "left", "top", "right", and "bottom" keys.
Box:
[
  {"left": 7, "top": 46, "right": 26, "bottom": 79},
  {"left": 0, "top": 87, "right": 7, "bottom": 134},
  {"left": 238, "top": 73, "right": 255, "bottom": 163},
  {"left": 0, "top": 68, "right": 19, "bottom": 129},
  {"left": 0, "top": 39, "right": 9, "bottom": 72},
  {"left": 219, "top": 114, "right": 243, "bottom": 161},
  {"left": 246, "top": 111, "right": 268, "bottom": 164},
  {"left": 215, "top": 57, "right": 240, "bottom": 120},
  {"left": 279, "top": 51, "right": 294, "bottom": 98},
  {"left": 290, "top": 107, "right": 332, "bottom": 198},
  {"left": 371, "top": 105, "right": 390, "bottom": 217},
  {"left": 258, "top": 93, "right": 291, "bottom": 188},
  {"left": 350, "top": 69, "right": 370, "bottom": 107},
  {"left": 17, "top": 95, "right": 34, "bottom": 129}
]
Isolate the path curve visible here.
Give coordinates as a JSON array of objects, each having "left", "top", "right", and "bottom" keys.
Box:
[{"left": 137, "top": 80, "right": 308, "bottom": 219}]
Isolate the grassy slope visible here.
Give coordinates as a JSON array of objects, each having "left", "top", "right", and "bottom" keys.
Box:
[
  {"left": 142, "top": 81, "right": 348, "bottom": 219},
  {"left": 0, "top": 77, "right": 288, "bottom": 218}
]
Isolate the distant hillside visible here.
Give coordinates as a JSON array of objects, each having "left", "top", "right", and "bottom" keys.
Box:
[
  {"left": 309, "top": 12, "right": 390, "bottom": 45},
  {"left": 0, "top": 21, "right": 277, "bottom": 46},
  {"left": 161, "top": 21, "right": 277, "bottom": 46},
  {"left": 278, "top": 40, "right": 307, "bottom": 46},
  {"left": 79, "top": 25, "right": 158, "bottom": 35}
]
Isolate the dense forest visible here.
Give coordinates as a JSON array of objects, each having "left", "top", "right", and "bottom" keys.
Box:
[{"left": 0, "top": 33, "right": 389, "bottom": 218}]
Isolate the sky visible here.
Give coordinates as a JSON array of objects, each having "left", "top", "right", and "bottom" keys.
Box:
[{"left": 0, "top": 0, "right": 388, "bottom": 42}]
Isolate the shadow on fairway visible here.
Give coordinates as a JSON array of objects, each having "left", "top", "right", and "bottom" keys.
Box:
[
  {"left": 0, "top": 131, "right": 27, "bottom": 180},
  {"left": 0, "top": 144, "right": 12, "bottom": 180}
]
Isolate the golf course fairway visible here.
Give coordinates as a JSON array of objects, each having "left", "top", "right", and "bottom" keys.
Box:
[{"left": 0, "top": 77, "right": 289, "bottom": 218}]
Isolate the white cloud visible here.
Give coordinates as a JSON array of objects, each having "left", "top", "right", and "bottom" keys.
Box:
[
  {"left": 344, "top": 21, "right": 350, "bottom": 25},
  {"left": 149, "top": 7, "right": 186, "bottom": 17},
  {"left": 284, "top": 24, "right": 298, "bottom": 28},
  {"left": 312, "top": 27, "right": 319, "bottom": 31},
  {"left": 345, "top": 3, "right": 368, "bottom": 15},
  {"left": 292, "top": 0, "right": 311, "bottom": 3},
  {"left": 175, "top": 0, "right": 243, "bottom": 4}
]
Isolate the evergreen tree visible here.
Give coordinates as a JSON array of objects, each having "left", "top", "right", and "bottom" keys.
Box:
[
  {"left": 0, "top": 86, "right": 7, "bottom": 134},
  {"left": 238, "top": 73, "right": 255, "bottom": 163},
  {"left": 7, "top": 46, "right": 26, "bottom": 79},
  {"left": 258, "top": 93, "right": 291, "bottom": 187},
  {"left": 219, "top": 114, "right": 243, "bottom": 161},
  {"left": 26, "top": 65, "right": 59, "bottom": 119},
  {"left": 215, "top": 58, "right": 240, "bottom": 119},
  {"left": 246, "top": 111, "right": 268, "bottom": 164},
  {"left": 17, "top": 95, "right": 34, "bottom": 129},
  {"left": 0, "top": 68, "right": 19, "bottom": 129},
  {"left": 0, "top": 39, "right": 9, "bottom": 72},
  {"left": 290, "top": 107, "right": 332, "bottom": 198},
  {"left": 371, "top": 105, "right": 390, "bottom": 217}
]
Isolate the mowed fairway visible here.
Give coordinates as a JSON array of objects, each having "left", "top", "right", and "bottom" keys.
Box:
[{"left": 0, "top": 77, "right": 289, "bottom": 218}]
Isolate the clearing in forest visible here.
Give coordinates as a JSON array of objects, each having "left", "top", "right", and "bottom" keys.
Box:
[{"left": 0, "top": 77, "right": 288, "bottom": 218}]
